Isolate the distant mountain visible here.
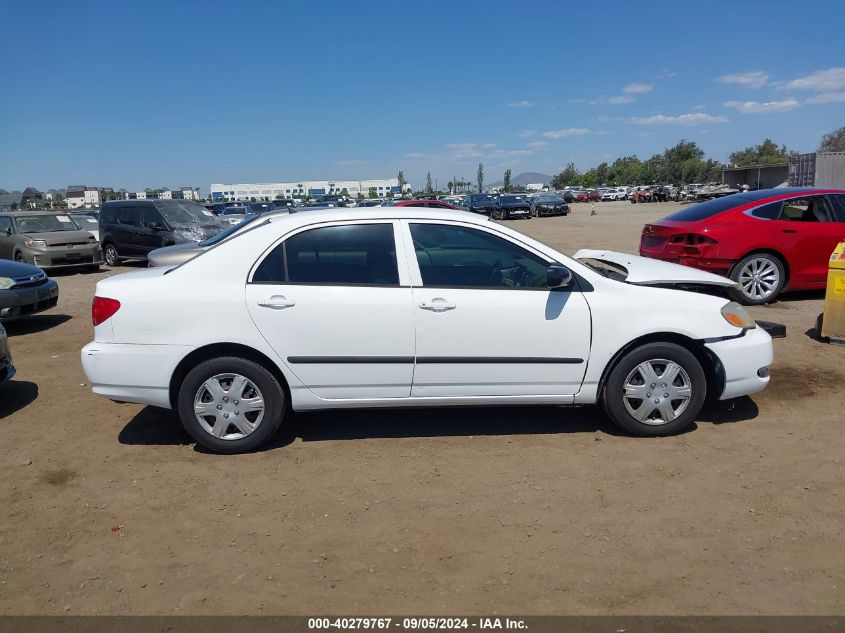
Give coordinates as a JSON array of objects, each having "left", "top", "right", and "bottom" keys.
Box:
[{"left": 489, "top": 171, "right": 554, "bottom": 187}]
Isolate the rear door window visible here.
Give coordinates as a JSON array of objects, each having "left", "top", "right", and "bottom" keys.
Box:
[
  {"left": 252, "top": 223, "right": 399, "bottom": 286},
  {"left": 779, "top": 197, "right": 835, "bottom": 222}
]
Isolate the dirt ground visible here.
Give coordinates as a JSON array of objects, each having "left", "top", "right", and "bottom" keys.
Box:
[{"left": 0, "top": 201, "right": 842, "bottom": 615}]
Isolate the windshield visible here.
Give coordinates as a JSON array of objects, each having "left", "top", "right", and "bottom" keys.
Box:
[
  {"left": 469, "top": 195, "right": 494, "bottom": 203},
  {"left": 500, "top": 196, "right": 525, "bottom": 203},
  {"left": 158, "top": 202, "right": 215, "bottom": 225},
  {"left": 71, "top": 216, "right": 99, "bottom": 228},
  {"left": 199, "top": 214, "right": 258, "bottom": 246},
  {"left": 15, "top": 214, "right": 80, "bottom": 233},
  {"left": 535, "top": 196, "right": 564, "bottom": 203},
  {"left": 223, "top": 207, "right": 248, "bottom": 215}
]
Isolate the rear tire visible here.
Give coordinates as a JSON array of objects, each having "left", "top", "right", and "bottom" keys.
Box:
[
  {"left": 727, "top": 253, "right": 785, "bottom": 305},
  {"left": 177, "top": 356, "right": 285, "bottom": 454},
  {"left": 602, "top": 342, "right": 706, "bottom": 437}
]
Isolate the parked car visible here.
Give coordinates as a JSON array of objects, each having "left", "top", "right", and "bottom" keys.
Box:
[
  {"left": 492, "top": 195, "right": 531, "bottom": 220},
  {"left": 99, "top": 199, "right": 227, "bottom": 266},
  {"left": 392, "top": 199, "right": 460, "bottom": 210},
  {"left": 0, "top": 259, "right": 60, "bottom": 320},
  {"left": 219, "top": 205, "right": 254, "bottom": 225},
  {"left": 0, "top": 322, "right": 13, "bottom": 384},
  {"left": 82, "top": 207, "right": 773, "bottom": 453},
  {"left": 148, "top": 211, "right": 293, "bottom": 267},
  {"left": 356, "top": 199, "right": 383, "bottom": 207},
  {"left": 0, "top": 212, "right": 103, "bottom": 271},
  {"left": 530, "top": 194, "right": 570, "bottom": 217},
  {"left": 575, "top": 190, "right": 599, "bottom": 203},
  {"left": 639, "top": 187, "right": 845, "bottom": 305},
  {"left": 600, "top": 190, "right": 618, "bottom": 202},
  {"left": 69, "top": 210, "right": 100, "bottom": 221},
  {"left": 69, "top": 214, "right": 100, "bottom": 241},
  {"left": 462, "top": 193, "right": 498, "bottom": 215},
  {"left": 558, "top": 190, "right": 576, "bottom": 203},
  {"left": 204, "top": 203, "right": 228, "bottom": 215}
]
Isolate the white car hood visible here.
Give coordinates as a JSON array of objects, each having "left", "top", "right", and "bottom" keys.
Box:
[{"left": 573, "top": 249, "right": 737, "bottom": 287}]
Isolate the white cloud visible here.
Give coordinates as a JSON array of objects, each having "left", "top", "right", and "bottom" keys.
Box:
[
  {"left": 782, "top": 67, "right": 845, "bottom": 91},
  {"left": 724, "top": 99, "right": 800, "bottom": 113},
  {"left": 606, "top": 95, "right": 635, "bottom": 104},
  {"left": 806, "top": 91, "right": 845, "bottom": 104},
  {"left": 623, "top": 82, "right": 654, "bottom": 94},
  {"left": 630, "top": 113, "right": 729, "bottom": 125},
  {"left": 517, "top": 129, "right": 535, "bottom": 138},
  {"left": 693, "top": 104, "right": 706, "bottom": 110},
  {"left": 716, "top": 71, "right": 769, "bottom": 88},
  {"left": 507, "top": 100, "right": 534, "bottom": 108},
  {"left": 526, "top": 141, "right": 548, "bottom": 149},
  {"left": 542, "top": 128, "right": 590, "bottom": 138}
]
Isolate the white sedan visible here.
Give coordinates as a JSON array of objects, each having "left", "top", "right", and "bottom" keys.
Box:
[{"left": 81, "top": 208, "right": 773, "bottom": 453}]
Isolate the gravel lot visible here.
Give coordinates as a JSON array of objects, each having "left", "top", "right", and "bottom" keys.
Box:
[{"left": 0, "top": 201, "right": 842, "bottom": 615}]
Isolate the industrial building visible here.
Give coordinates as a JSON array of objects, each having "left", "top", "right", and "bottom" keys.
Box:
[
  {"left": 721, "top": 163, "right": 789, "bottom": 190},
  {"left": 209, "top": 179, "right": 405, "bottom": 202}
]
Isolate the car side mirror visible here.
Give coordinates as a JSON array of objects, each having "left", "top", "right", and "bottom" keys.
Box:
[
  {"left": 150, "top": 222, "right": 166, "bottom": 231},
  {"left": 547, "top": 264, "right": 573, "bottom": 289},
  {"left": 4, "top": 228, "right": 11, "bottom": 236}
]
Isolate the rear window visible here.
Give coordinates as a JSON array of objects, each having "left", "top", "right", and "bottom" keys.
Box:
[{"left": 661, "top": 195, "right": 750, "bottom": 222}]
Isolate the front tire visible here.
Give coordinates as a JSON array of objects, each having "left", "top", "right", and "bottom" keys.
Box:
[
  {"left": 728, "top": 253, "right": 785, "bottom": 305},
  {"left": 177, "top": 356, "right": 285, "bottom": 453},
  {"left": 103, "top": 243, "right": 121, "bottom": 267},
  {"left": 602, "top": 342, "right": 706, "bottom": 437}
]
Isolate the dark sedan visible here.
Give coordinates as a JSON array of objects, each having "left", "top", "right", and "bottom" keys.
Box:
[
  {"left": 462, "top": 193, "right": 498, "bottom": 215},
  {"left": 492, "top": 195, "right": 531, "bottom": 220},
  {"left": 0, "top": 259, "right": 59, "bottom": 320},
  {"left": 0, "top": 322, "right": 14, "bottom": 384},
  {"left": 530, "top": 194, "right": 570, "bottom": 217}
]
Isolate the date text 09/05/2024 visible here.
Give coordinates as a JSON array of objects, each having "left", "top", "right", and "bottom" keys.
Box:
[{"left": 307, "top": 618, "right": 528, "bottom": 630}]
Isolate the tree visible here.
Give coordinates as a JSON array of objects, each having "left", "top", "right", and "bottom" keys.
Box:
[
  {"left": 729, "top": 139, "right": 790, "bottom": 167},
  {"left": 368, "top": 187, "right": 378, "bottom": 198},
  {"left": 819, "top": 126, "right": 845, "bottom": 152},
  {"left": 551, "top": 162, "right": 581, "bottom": 188},
  {"left": 477, "top": 163, "right": 484, "bottom": 192},
  {"left": 397, "top": 170, "right": 407, "bottom": 193},
  {"left": 425, "top": 171, "right": 433, "bottom": 195},
  {"left": 503, "top": 169, "right": 512, "bottom": 193}
]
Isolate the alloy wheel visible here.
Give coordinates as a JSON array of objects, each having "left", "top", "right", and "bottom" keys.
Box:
[
  {"left": 737, "top": 257, "right": 780, "bottom": 302},
  {"left": 193, "top": 373, "right": 265, "bottom": 440},
  {"left": 622, "top": 359, "right": 692, "bottom": 425}
]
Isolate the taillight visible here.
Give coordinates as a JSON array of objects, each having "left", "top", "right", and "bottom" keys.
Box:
[
  {"left": 670, "top": 233, "right": 717, "bottom": 246},
  {"left": 92, "top": 296, "right": 121, "bottom": 326}
]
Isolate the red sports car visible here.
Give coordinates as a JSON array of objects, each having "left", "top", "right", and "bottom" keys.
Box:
[{"left": 639, "top": 187, "right": 845, "bottom": 304}]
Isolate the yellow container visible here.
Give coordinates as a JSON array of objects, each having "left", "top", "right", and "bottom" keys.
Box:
[{"left": 821, "top": 241, "right": 845, "bottom": 344}]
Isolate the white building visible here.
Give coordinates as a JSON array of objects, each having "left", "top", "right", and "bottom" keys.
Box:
[
  {"left": 179, "top": 186, "right": 201, "bottom": 201},
  {"left": 83, "top": 188, "right": 100, "bottom": 207},
  {"left": 210, "top": 178, "right": 406, "bottom": 202}
]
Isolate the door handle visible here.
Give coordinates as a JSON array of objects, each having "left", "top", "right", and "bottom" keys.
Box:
[
  {"left": 258, "top": 295, "right": 296, "bottom": 310},
  {"left": 419, "top": 298, "right": 456, "bottom": 312},
  {"left": 782, "top": 229, "right": 798, "bottom": 233}
]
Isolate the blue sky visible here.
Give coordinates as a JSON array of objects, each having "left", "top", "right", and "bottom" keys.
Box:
[{"left": 1, "top": 0, "right": 844, "bottom": 192}]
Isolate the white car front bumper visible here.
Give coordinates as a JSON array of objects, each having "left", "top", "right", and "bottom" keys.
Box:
[
  {"left": 81, "top": 341, "right": 193, "bottom": 409},
  {"left": 705, "top": 326, "right": 773, "bottom": 400}
]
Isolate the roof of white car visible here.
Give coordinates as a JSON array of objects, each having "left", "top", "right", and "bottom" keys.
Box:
[{"left": 267, "top": 206, "right": 490, "bottom": 227}]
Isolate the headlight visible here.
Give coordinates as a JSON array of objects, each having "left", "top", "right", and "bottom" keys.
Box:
[
  {"left": 0, "top": 277, "right": 14, "bottom": 290},
  {"left": 23, "top": 239, "right": 47, "bottom": 249},
  {"left": 721, "top": 301, "right": 756, "bottom": 330}
]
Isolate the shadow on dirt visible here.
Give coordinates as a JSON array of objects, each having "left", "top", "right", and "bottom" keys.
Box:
[
  {"left": 0, "top": 380, "right": 38, "bottom": 419},
  {"left": 119, "top": 397, "right": 761, "bottom": 453},
  {"left": 3, "top": 314, "right": 71, "bottom": 335}
]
